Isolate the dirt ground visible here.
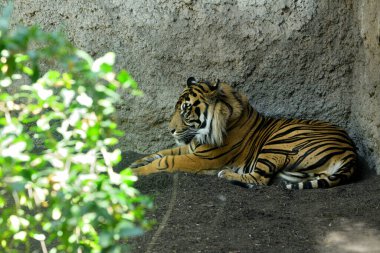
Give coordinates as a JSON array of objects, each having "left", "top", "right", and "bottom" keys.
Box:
[{"left": 118, "top": 152, "right": 380, "bottom": 253}]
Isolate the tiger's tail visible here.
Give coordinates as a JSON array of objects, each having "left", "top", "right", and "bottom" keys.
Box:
[{"left": 279, "top": 163, "right": 355, "bottom": 190}]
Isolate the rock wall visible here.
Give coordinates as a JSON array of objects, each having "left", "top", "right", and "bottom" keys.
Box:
[
  {"left": 3, "top": 0, "right": 379, "bottom": 173},
  {"left": 351, "top": 0, "right": 380, "bottom": 173}
]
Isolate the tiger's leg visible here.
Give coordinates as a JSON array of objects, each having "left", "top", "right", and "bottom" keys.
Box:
[
  {"left": 132, "top": 153, "right": 225, "bottom": 176},
  {"left": 218, "top": 153, "right": 286, "bottom": 186},
  {"left": 130, "top": 145, "right": 189, "bottom": 168},
  {"left": 284, "top": 155, "right": 356, "bottom": 189}
]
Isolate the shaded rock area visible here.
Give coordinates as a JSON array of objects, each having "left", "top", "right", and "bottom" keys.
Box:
[
  {"left": 118, "top": 152, "right": 380, "bottom": 253},
  {"left": 350, "top": 1, "right": 380, "bottom": 174}
]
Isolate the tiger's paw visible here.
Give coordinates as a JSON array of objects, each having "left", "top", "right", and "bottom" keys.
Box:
[
  {"left": 217, "top": 169, "right": 227, "bottom": 178},
  {"left": 130, "top": 154, "right": 162, "bottom": 168},
  {"left": 218, "top": 169, "right": 238, "bottom": 181},
  {"left": 130, "top": 160, "right": 149, "bottom": 168},
  {"left": 131, "top": 167, "right": 144, "bottom": 176}
]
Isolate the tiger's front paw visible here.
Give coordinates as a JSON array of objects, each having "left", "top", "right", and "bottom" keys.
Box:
[
  {"left": 218, "top": 169, "right": 238, "bottom": 181},
  {"left": 217, "top": 169, "right": 227, "bottom": 178},
  {"left": 130, "top": 160, "right": 148, "bottom": 168},
  {"left": 129, "top": 154, "right": 162, "bottom": 168},
  {"left": 130, "top": 166, "right": 146, "bottom": 176},
  {"left": 130, "top": 163, "right": 164, "bottom": 176}
]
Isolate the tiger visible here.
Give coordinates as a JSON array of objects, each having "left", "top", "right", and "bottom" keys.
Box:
[{"left": 130, "top": 77, "right": 357, "bottom": 189}]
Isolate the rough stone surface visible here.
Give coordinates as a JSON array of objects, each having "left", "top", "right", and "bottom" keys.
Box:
[
  {"left": 351, "top": 0, "right": 380, "bottom": 173},
  {"left": 3, "top": 0, "right": 379, "bottom": 173}
]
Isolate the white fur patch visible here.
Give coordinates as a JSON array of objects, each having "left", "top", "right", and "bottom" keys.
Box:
[
  {"left": 326, "top": 160, "right": 343, "bottom": 175},
  {"left": 195, "top": 112, "right": 212, "bottom": 144},
  {"left": 174, "top": 138, "right": 185, "bottom": 146},
  {"left": 195, "top": 104, "right": 226, "bottom": 147},
  {"left": 278, "top": 171, "right": 311, "bottom": 183}
]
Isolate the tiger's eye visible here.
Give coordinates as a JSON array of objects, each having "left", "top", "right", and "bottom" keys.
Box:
[{"left": 182, "top": 103, "right": 192, "bottom": 111}]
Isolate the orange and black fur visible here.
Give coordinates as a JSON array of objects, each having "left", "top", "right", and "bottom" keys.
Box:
[{"left": 131, "top": 77, "right": 356, "bottom": 189}]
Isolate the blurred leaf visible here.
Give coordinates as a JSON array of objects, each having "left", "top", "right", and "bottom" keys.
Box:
[
  {"left": 46, "top": 70, "right": 60, "bottom": 82},
  {"left": 22, "top": 66, "right": 33, "bottom": 76},
  {"left": 92, "top": 52, "right": 115, "bottom": 73},
  {"left": 0, "top": 93, "right": 10, "bottom": 101},
  {"left": 14, "top": 54, "right": 29, "bottom": 63},
  {"left": 131, "top": 89, "right": 144, "bottom": 96},
  {"left": 117, "top": 221, "right": 144, "bottom": 237},
  {"left": 31, "top": 233, "right": 46, "bottom": 241},
  {"left": 52, "top": 208, "right": 61, "bottom": 220},
  {"left": 100, "top": 63, "right": 113, "bottom": 73},
  {"left": 0, "top": 5, "right": 151, "bottom": 252},
  {"left": 8, "top": 215, "right": 21, "bottom": 232},
  {"left": 13, "top": 231, "right": 27, "bottom": 241},
  {"left": 117, "top": 70, "right": 130, "bottom": 84},
  {"left": 0, "top": 77, "right": 11, "bottom": 87},
  {"left": 99, "top": 232, "right": 112, "bottom": 248},
  {"left": 0, "top": 197, "right": 5, "bottom": 208},
  {"left": 104, "top": 138, "right": 118, "bottom": 146},
  {"left": 36, "top": 116, "right": 50, "bottom": 131},
  {"left": 126, "top": 79, "right": 138, "bottom": 89},
  {"left": 75, "top": 49, "right": 93, "bottom": 66},
  {"left": 76, "top": 92, "right": 93, "bottom": 107}
]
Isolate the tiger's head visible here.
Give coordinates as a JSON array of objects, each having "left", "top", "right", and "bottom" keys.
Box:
[{"left": 169, "top": 77, "right": 246, "bottom": 147}]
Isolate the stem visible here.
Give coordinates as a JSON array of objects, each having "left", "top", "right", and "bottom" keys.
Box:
[
  {"left": 12, "top": 191, "right": 20, "bottom": 209},
  {"left": 40, "top": 240, "right": 48, "bottom": 253}
]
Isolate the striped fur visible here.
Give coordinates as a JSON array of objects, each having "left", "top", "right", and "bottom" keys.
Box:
[{"left": 131, "top": 78, "right": 357, "bottom": 189}]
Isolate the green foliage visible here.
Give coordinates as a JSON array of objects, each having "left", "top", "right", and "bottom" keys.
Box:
[{"left": 0, "top": 4, "right": 151, "bottom": 253}]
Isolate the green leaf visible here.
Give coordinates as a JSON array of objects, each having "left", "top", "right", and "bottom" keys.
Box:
[
  {"left": 100, "top": 63, "right": 113, "bottom": 73},
  {"left": 99, "top": 232, "right": 112, "bottom": 248},
  {"left": 92, "top": 52, "right": 115, "bottom": 72},
  {"left": 104, "top": 138, "right": 118, "bottom": 146},
  {"left": 33, "top": 83, "right": 53, "bottom": 100},
  {"left": 103, "top": 106, "right": 115, "bottom": 115},
  {"left": 116, "top": 221, "right": 144, "bottom": 237},
  {"left": 32, "top": 233, "right": 46, "bottom": 241},
  {"left": 117, "top": 70, "right": 130, "bottom": 84},
  {"left": 13, "top": 231, "right": 27, "bottom": 241},
  {"left": 52, "top": 208, "right": 62, "bottom": 220},
  {"left": 0, "top": 197, "right": 5, "bottom": 208},
  {"left": 87, "top": 125, "right": 100, "bottom": 142},
  {"left": 0, "top": 77, "right": 11, "bottom": 87},
  {"left": 124, "top": 78, "right": 139, "bottom": 90},
  {"left": 131, "top": 89, "right": 144, "bottom": 96},
  {"left": 0, "top": 93, "right": 10, "bottom": 101},
  {"left": 76, "top": 49, "right": 93, "bottom": 66},
  {"left": 8, "top": 215, "right": 21, "bottom": 232},
  {"left": 36, "top": 116, "right": 50, "bottom": 131},
  {"left": 76, "top": 92, "right": 93, "bottom": 107},
  {"left": 46, "top": 70, "right": 60, "bottom": 81},
  {"left": 14, "top": 53, "right": 29, "bottom": 63},
  {"left": 22, "top": 66, "right": 34, "bottom": 76}
]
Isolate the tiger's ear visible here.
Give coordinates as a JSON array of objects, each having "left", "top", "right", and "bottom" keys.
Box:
[
  {"left": 209, "top": 79, "right": 221, "bottom": 93},
  {"left": 211, "top": 79, "right": 220, "bottom": 91},
  {"left": 207, "top": 79, "right": 222, "bottom": 100},
  {"left": 187, "top": 77, "right": 198, "bottom": 87}
]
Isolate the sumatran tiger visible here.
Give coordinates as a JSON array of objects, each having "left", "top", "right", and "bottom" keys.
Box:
[{"left": 130, "top": 77, "right": 357, "bottom": 189}]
